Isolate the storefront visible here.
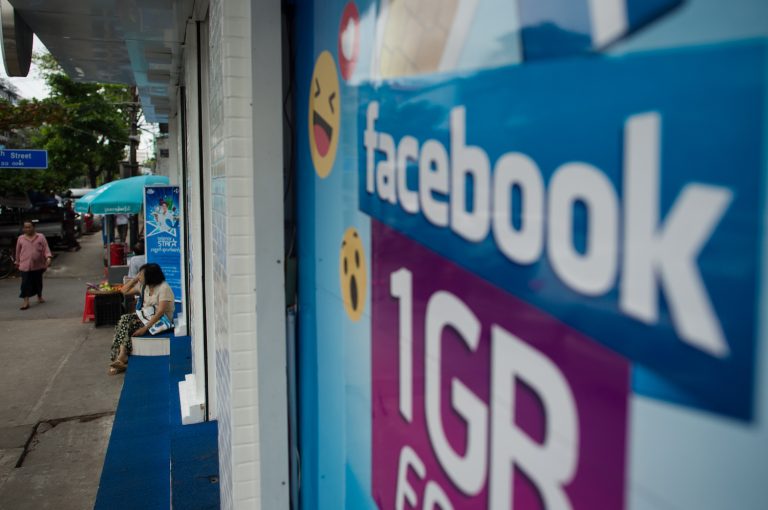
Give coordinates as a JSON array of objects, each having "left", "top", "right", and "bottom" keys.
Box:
[{"left": 11, "top": 0, "right": 768, "bottom": 508}]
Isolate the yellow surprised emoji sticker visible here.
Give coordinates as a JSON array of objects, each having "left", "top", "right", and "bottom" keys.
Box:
[
  {"left": 309, "top": 51, "right": 341, "bottom": 178},
  {"left": 340, "top": 227, "right": 366, "bottom": 321}
]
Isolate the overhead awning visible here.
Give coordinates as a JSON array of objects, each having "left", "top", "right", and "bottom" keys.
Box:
[{"left": 4, "top": 0, "right": 198, "bottom": 122}]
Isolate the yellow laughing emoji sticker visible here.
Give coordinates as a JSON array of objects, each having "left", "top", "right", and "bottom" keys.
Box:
[
  {"left": 309, "top": 51, "right": 341, "bottom": 178},
  {"left": 340, "top": 227, "right": 366, "bottom": 321}
]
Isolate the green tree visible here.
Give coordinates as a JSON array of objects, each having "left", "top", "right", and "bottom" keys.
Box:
[
  {"left": 0, "top": 99, "right": 68, "bottom": 130},
  {"left": 0, "top": 53, "right": 135, "bottom": 195}
]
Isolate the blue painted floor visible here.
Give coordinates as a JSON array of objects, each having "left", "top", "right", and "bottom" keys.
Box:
[
  {"left": 94, "top": 356, "right": 171, "bottom": 510},
  {"left": 170, "top": 337, "right": 220, "bottom": 509},
  {"left": 95, "top": 336, "right": 219, "bottom": 509}
]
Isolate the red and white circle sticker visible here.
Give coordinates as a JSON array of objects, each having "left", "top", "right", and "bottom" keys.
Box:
[{"left": 337, "top": 2, "right": 360, "bottom": 81}]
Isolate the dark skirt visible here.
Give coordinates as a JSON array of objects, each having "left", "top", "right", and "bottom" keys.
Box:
[
  {"left": 19, "top": 269, "right": 44, "bottom": 298},
  {"left": 110, "top": 313, "right": 143, "bottom": 361}
]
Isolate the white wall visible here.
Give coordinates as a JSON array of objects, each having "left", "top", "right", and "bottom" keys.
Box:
[
  {"left": 180, "top": 18, "right": 211, "bottom": 415},
  {"left": 161, "top": 0, "right": 289, "bottom": 506},
  {"left": 168, "top": 105, "right": 182, "bottom": 186},
  {"left": 208, "top": 0, "right": 235, "bottom": 504},
  {"left": 154, "top": 136, "right": 171, "bottom": 177},
  {"left": 208, "top": 0, "right": 289, "bottom": 506},
  {"left": 200, "top": 18, "right": 218, "bottom": 422}
]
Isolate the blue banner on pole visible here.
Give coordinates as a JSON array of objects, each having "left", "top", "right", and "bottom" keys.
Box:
[
  {"left": 144, "top": 185, "right": 182, "bottom": 305},
  {"left": 0, "top": 149, "right": 48, "bottom": 169}
]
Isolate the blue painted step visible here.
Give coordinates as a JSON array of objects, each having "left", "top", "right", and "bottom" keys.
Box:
[
  {"left": 95, "top": 336, "right": 219, "bottom": 509},
  {"left": 94, "top": 356, "right": 171, "bottom": 510}
]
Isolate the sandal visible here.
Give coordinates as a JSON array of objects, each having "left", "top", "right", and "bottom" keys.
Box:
[{"left": 19, "top": 305, "right": 29, "bottom": 310}]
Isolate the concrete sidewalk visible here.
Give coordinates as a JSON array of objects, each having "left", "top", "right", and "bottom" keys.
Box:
[{"left": 0, "top": 233, "right": 123, "bottom": 509}]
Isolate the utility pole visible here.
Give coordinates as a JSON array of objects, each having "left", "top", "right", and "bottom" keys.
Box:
[
  {"left": 128, "top": 86, "right": 140, "bottom": 248},
  {"left": 129, "top": 86, "right": 139, "bottom": 177}
]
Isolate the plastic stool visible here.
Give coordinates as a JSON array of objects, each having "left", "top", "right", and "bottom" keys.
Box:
[{"left": 83, "top": 292, "right": 95, "bottom": 323}]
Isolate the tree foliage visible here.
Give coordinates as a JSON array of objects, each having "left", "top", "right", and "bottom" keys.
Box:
[
  {"left": 0, "top": 53, "right": 135, "bottom": 195},
  {"left": 0, "top": 100, "right": 68, "bottom": 130}
]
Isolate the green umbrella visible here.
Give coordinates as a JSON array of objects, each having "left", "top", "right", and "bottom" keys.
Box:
[{"left": 74, "top": 175, "right": 170, "bottom": 214}]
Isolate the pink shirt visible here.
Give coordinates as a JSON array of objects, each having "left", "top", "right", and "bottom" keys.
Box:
[{"left": 15, "top": 233, "right": 52, "bottom": 271}]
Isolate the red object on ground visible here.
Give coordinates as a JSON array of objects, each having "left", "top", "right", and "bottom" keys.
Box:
[
  {"left": 83, "top": 292, "right": 95, "bottom": 322},
  {"left": 109, "top": 242, "right": 126, "bottom": 265}
]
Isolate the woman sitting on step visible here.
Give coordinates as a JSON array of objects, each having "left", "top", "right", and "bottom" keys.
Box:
[{"left": 109, "top": 263, "right": 175, "bottom": 375}]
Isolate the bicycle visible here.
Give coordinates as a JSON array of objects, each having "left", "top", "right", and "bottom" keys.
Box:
[{"left": 0, "top": 248, "right": 15, "bottom": 279}]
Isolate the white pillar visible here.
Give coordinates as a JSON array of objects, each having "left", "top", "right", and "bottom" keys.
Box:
[
  {"left": 207, "top": 0, "right": 288, "bottom": 507},
  {"left": 250, "top": 0, "right": 290, "bottom": 507}
]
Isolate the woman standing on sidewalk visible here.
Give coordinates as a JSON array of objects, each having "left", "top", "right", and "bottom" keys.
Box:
[{"left": 15, "top": 221, "right": 52, "bottom": 310}]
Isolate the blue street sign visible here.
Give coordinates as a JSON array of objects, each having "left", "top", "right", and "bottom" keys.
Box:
[{"left": 0, "top": 149, "right": 48, "bottom": 169}]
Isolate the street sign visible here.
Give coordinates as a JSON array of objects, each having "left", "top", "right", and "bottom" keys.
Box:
[{"left": 0, "top": 149, "right": 48, "bottom": 169}]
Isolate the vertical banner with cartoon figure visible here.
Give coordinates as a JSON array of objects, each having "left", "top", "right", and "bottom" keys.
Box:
[
  {"left": 295, "top": 1, "right": 768, "bottom": 509},
  {"left": 144, "top": 185, "right": 182, "bottom": 304}
]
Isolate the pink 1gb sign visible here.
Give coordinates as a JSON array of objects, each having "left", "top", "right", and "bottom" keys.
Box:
[{"left": 371, "top": 221, "right": 631, "bottom": 509}]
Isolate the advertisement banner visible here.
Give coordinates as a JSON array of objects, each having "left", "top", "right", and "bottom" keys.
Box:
[
  {"left": 144, "top": 185, "right": 182, "bottom": 304},
  {"left": 295, "top": 0, "right": 768, "bottom": 509},
  {"left": 372, "top": 222, "right": 630, "bottom": 509},
  {"left": 359, "top": 42, "right": 764, "bottom": 421}
]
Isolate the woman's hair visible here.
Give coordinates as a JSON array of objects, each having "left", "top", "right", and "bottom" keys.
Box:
[
  {"left": 133, "top": 240, "right": 145, "bottom": 255},
  {"left": 139, "top": 263, "right": 165, "bottom": 286}
]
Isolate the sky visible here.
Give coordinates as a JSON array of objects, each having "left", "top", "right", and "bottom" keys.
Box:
[
  {"left": 0, "top": 35, "right": 48, "bottom": 99},
  {"left": 0, "top": 35, "right": 156, "bottom": 161}
]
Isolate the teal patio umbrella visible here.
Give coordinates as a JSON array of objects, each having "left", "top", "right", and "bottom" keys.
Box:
[{"left": 74, "top": 175, "right": 170, "bottom": 214}]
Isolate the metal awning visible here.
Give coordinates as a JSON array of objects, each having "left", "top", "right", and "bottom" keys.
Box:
[{"left": 6, "top": 0, "right": 197, "bottom": 122}]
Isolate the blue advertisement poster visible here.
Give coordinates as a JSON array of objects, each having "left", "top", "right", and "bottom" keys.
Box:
[
  {"left": 359, "top": 42, "right": 763, "bottom": 421},
  {"left": 295, "top": 0, "right": 768, "bottom": 509},
  {"left": 144, "top": 185, "right": 182, "bottom": 303}
]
